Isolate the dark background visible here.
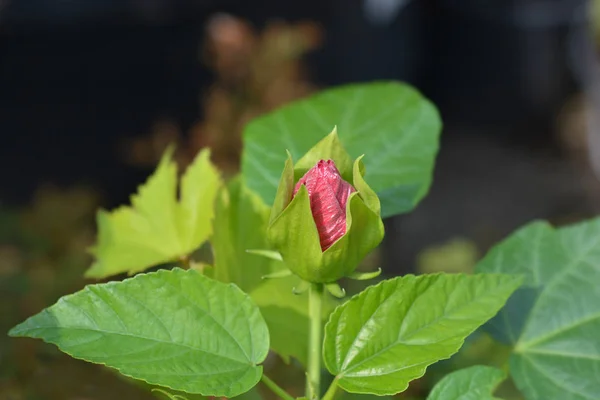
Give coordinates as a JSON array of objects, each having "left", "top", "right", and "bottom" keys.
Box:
[
  {"left": 1, "top": 0, "right": 596, "bottom": 266},
  {"left": 0, "top": 0, "right": 588, "bottom": 196}
]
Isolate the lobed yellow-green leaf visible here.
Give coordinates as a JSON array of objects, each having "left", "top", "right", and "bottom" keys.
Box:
[{"left": 86, "top": 148, "right": 221, "bottom": 278}]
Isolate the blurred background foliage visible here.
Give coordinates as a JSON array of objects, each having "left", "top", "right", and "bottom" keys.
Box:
[{"left": 2, "top": 0, "right": 600, "bottom": 399}]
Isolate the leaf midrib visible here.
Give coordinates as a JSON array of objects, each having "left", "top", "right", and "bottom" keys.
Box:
[
  {"left": 12, "top": 325, "right": 253, "bottom": 366},
  {"left": 521, "top": 354, "right": 596, "bottom": 400},
  {"left": 160, "top": 277, "right": 254, "bottom": 362},
  {"left": 518, "top": 229, "right": 600, "bottom": 348}
]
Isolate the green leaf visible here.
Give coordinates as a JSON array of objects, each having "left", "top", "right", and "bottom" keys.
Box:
[
  {"left": 476, "top": 218, "right": 600, "bottom": 400},
  {"left": 9, "top": 268, "right": 269, "bottom": 397},
  {"left": 242, "top": 82, "right": 441, "bottom": 218},
  {"left": 255, "top": 304, "right": 309, "bottom": 366},
  {"left": 250, "top": 276, "right": 338, "bottom": 366},
  {"left": 427, "top": 366, "right": 506, "bottom": 400},
  {"left": 86, "top": 148, "right": 221, "bottom": 278},
  {"left": 249, "top": 276, "right": 312, "bottom": 366},
  {"left": 211, "top": 177, "right": 279, "bottom": 293},
  {"left": 322, "top": 273, "right": 521, "bottom": 395}
]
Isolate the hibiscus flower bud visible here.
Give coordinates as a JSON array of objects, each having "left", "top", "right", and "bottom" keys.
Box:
[
  {"left": 267, "top": 129, "right": 384, "bottom": 283},
  {"left": 293, "top": 160, "right": 355, "bottom": 251}
]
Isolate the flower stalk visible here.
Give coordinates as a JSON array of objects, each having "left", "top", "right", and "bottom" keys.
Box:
[
  {"left": 260, "top": 374, "right": 295, "bottom": 400},
  {"left": 307, "top": 283, "right": 324, "bottom": 399}
]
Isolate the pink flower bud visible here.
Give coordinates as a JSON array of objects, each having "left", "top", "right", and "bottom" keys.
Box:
[{"left": 293, "top": 160, "right": 356, "bottom": 251}]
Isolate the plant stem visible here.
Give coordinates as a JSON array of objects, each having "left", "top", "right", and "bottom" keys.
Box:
[
  {"left": 307, "top": 283, "right": 324, "bottom": 399},
  {"left": 321, "top": 378, "right": 339, "bottom": 400},
  {"left": 261, "top": 374, "right": 295, "bottom": 400}
]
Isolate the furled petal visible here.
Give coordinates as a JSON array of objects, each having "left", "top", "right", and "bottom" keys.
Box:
[{"left": 293, "top": 160, "right": 355, "bottom": 251}]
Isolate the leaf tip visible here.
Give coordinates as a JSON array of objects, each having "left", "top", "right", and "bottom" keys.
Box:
[{"left": 7, "top": 325, "right": 20, "bottom": 337}]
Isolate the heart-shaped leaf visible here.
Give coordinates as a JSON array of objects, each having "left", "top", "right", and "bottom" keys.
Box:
[
  {"left": 476, "top": 218, "right": 600, "bottom": 400},
  {"left": 323, "top": 273, "right": 520, "bottom": 395},
  {"left": 9, "top": 269, "right": 269, "bottom": 397},
  {"left": 427, "top": 366, "right": 506, "bottom": 400},
  {"left": 241, "top": 81, "right": 441, "bottom": 218}
]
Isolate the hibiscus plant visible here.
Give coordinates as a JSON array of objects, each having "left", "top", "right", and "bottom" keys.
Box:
[{"left": 9, "top": 82, "right": 599, "bottom": 400}]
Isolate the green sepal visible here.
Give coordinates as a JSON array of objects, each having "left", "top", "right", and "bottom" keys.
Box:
[
  {"left": 246, "top": 249, "right": 283, "bottom": 261},
  {"left": 294, "top": 127, "right": 354, "bottom": 183},
  {"left": 347, "top": 268, "right": 382, "bottom": 281},
  {"left": 353, "top": 155, "right": 380, "bottom": 215},
  {"left": 269, "top": 150, "right": 295, "bottom": 225},
  {"left": 293, "top": 280, "right": 310, "bottom": 295},
  {"left": 326, "top": 282, "right": 346, "bottom": 298},
  {"left": 267, "top": 184, "right": 324, "bottom": 281},
  {"left": 261, "top": 269, "right": 292, "bottom": 279},
  {"left": 319, "top": 192, "right": 384, "bottom": 281}
]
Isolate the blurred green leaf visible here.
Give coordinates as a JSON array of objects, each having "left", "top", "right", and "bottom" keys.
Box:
[
  {"left": 477, "top": 218, "right": 600, "bottom": 400},
  {"left": 323, "top": 273, "right": 521, "bottom": 395},
  {"left": 250, "top": 276, "right": 340, "bottom": 367},
  {"left": 417, "top": 238, "right": 479, "bottom": 275},
  {"left": 427, "top": 365, "right": 506, "bottom": 400},
  {"left": 9, "top": 269, "right": 269, "bottom": 397},
  {"left": 241, "top": 81, "right": 442, "bottom": 218},
  {"left": 86, "top": 148, "right": 221, "bottom": 278},
  {"left": 250, "top": 276, "right": 310, "bottom": 365},
  {"left": 211, "top": 177, "right": 279, "bottom": 293}
]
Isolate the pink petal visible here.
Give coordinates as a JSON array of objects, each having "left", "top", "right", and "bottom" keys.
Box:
[{"left": 293, "top": 160, "right": 355, "bottom": 251}]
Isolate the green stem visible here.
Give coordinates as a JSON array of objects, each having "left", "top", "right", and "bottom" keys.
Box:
[
  {"left": 321, "top": 379, "right": 339, "bottom": 400},
  {"left": 261, "top": 374, "right": 294, "bottom": 400},
  {"left": 307, "top": 283, "right": 324, "bottom": 399}
]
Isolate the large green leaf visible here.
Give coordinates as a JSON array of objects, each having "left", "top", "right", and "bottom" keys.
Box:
[
  {"left": 9, "top": 269, "right": 269, "bottom": 397},
  {"left": 86, "top": 148, "right": 221, "bottom": 278},
  {"left": 476, "top": 219, "right": 600, "bottom": 400},
  {"left": 241, "top": 81, "right": 441, "bottom": 218},
  {"left": 427, "top": 366, "right": 506, "bottom": 400},
  {"left": 323, "top": 273, "right": 521, "bottom": 395}
]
